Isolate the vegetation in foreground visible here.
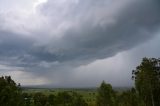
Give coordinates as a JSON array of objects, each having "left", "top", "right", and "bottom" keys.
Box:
[{"left": 0, "top": 57, "right": 160, "bottom": 106}]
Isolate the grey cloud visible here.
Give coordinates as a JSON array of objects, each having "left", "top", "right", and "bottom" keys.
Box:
[
  {"left": 36, "top": 0, "right": 160, "bottom": 63},
  {"left": 0, "top": 0, "right": 160, "bottom": 86},
  {"left": 1, "top": 0, "right": 160, "bottom": 66},
  {"left": 0, "top": 30, "right": 34, "bottom": 67}
]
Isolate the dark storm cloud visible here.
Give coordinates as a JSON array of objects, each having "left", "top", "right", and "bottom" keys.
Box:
[
  {"left": 1, "top": 0, "right": 160, "bottom": 67},
  {"left": 0, "top": 30, "right": 35, "bottom": 67},
  {"left": 34, "top": 0, "right": 160, "bottom": 64},
  {"left": 0, "top": 31, "right": 31, "bottom": 55},
  {"left": 0, "top": 0, "right": 160, "bottom": 86}
]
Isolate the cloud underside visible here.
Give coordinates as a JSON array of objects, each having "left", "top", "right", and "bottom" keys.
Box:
[{"left": 0, "top": 0, "right": 160, "bottom": 86}]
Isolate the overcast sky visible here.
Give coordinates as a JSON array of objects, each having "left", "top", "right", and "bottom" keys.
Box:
[{"left": 0, "top": 0, "right": 160, "bottom": 87}]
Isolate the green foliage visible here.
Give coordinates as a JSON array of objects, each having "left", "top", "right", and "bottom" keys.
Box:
[
  {"left": 132, "top": 58, "right": 160, "bottom": 106},
  {"left": 47, "top": 94, "right": 56, "bottom": 105},
  {"left": 116, "top": 88, "right": 141, "bottom": 106},
  {"left": 22, "top": 93, "right": 32, "bottom": 106},
  {"left": 56, "top": 91, "right": 88, "bottom": 106},
  {"left": 71, "top": 92, "right": 88, "bottom": 106},
  {"left": 21, "top": 91, "right": 88, "bottom": 106},
  {"left": 96, "top": 81, "right": 116, "bottom": 106},
  {"left": 56, "top": 91, "right": 72, "bottom": 105},
  {"left": 33, "top": 92, "right": 47, "bottom": 106},
  {"left": 0, "top": 76, "right": 23, "bottom": 106}
]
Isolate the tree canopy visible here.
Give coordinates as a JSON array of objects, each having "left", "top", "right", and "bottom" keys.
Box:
[{"left": 132, "top": 58, "right": 160, "bottom": 106}]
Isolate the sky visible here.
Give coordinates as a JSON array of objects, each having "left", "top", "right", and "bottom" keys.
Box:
[{"left": 0, "top": 0, "right": 160, "bottom": 87}]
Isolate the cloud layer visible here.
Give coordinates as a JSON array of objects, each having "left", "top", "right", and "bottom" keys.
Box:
[{"left": 0, "top": 0, "right": 160, "bottom": 86}]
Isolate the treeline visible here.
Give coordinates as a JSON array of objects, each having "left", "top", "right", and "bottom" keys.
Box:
[
  {"left": 0, "top": 57, "right": 160, "bottom": 106},
  {"left": 97, "top": 58, "right": 160, "bottom": 106},
  {"left": 22, "top": 91, "right": 87, "bottom": 106},
  {"left": 0, "top": 76, "right": 87, "bottom": 106}
]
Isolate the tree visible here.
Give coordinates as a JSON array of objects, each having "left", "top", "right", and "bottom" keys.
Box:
[
  {"left": 132, "top": 58, "right": 160, "bottom": 106},
  {"left": 33, "top": 92, "right": 47, "bottom": 106},
  {"left": 22, "top": 93, "right": 33, "bottom": 106},
  {"left": 96, "top": 81, "right": 116, "bottom": 106},
  {"left": 56, "top": 91, "right": 87, "bottom": 106},
  {"left": 56, "top": 91, "right": 73, "bottom": 106},
  {"left": 117, "top": 88, "right": 141, "bottom": 106},
  {"left": 47, "top": 94, "right": 56, "bottom": 106},
  {"left": 71, "top": 92, "right": 88, "bottom": 106},
  {"left": 0, "top": 76, "right": 24, "bottom": 106}
]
